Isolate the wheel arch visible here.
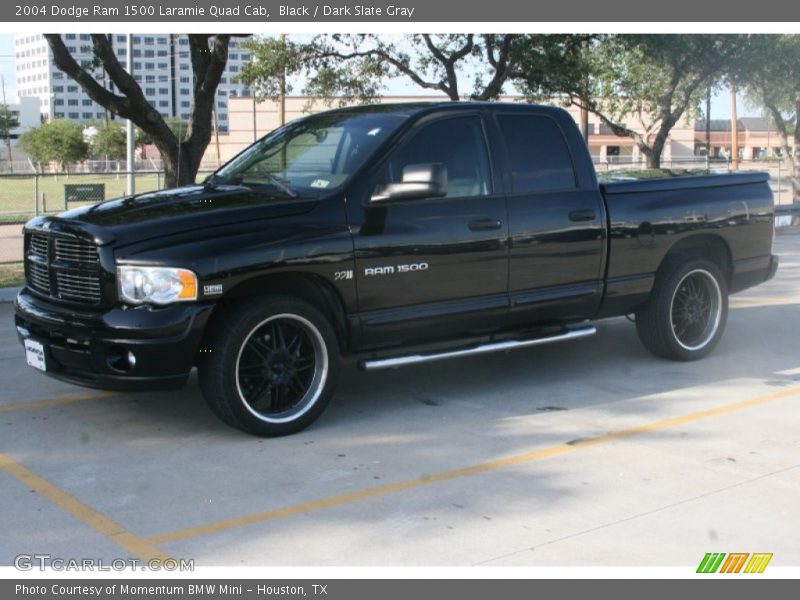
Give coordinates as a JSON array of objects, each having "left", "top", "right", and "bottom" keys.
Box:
[
  {"left": 198, "top": 271, "right": 350, "bottom": 361},
  {"left": 657, "top": 234, "right": 733, "bottom": 286}
]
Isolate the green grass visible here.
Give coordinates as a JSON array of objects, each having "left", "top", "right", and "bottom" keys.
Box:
[
  {"left": 0, "top": 262, "right": 24, "bottom": 288},
  {"left": 0, "top": 173, "right": 164, "bottom": 222}
]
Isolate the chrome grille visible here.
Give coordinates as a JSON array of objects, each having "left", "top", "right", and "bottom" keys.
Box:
[
  {"left": 29, "top": 234, "right": 49, "bottom": 259},
  {"left": 25, "top": 232, "right": 103, "bottom": 305},
  {"left": 54, "top": 238, "right": 99, "bottom": 263},
  {"left": 27, "top": 261, "right": 51, "bottom": 295},
  {"left": 55, "top": 271, "right": 102, "bottom": 303}
]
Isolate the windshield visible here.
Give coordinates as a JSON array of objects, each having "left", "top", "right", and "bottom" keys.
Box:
[{"left": 211, "top": 111, "right": 409, "bottom": 195}]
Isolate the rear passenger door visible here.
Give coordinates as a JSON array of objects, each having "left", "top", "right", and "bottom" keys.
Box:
[{"left": 493, "top": 110, "right": 606, "bottom": 326}]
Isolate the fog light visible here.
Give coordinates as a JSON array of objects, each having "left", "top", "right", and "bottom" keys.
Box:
[{"left": 107, "top": 346, "right": 136, "bottom": 373}]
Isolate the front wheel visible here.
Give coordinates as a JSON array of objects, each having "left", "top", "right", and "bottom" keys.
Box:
[
  {"left": 199, "top": 296, "right": 340, "bottom": 436},
  {"left": 635, "top": 257, "right": 728, "bottom": 361}
]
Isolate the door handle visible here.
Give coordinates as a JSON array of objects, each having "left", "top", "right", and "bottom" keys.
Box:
[
  {"left": 468, "top": 218, "right": 502, "bottom": 231},
  {"left": 568, "top": 209, "right": 596, "bottom": 222}
]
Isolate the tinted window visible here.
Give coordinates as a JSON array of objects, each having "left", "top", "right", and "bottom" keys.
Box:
[
  {"left": 497, "top": 114, "right": 576, "bottom": 193},
  {"left": 387, "top": 116, "right": 491, "bottom": 199},
  {"left": 213, "top": 111, "right": 408, "bottom": 193}
]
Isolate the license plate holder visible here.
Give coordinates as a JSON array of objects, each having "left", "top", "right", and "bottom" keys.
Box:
[{"left": 24, "top": 339, "right": 47, "bottom": 372}]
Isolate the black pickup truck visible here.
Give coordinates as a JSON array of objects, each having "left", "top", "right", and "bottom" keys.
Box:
[{"left": 15, "top": 102, "right": 778, "bottom": 436}]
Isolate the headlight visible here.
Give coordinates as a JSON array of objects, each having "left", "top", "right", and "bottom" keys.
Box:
[{"left": 117, "top": 266, "right": 198, "bottom": 305}]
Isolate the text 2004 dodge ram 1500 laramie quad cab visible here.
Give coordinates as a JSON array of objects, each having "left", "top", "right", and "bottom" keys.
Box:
[{"left": 15, "top": 102, "right": 778, "bottom": 436}]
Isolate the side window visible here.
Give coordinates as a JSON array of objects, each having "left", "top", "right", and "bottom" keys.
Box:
[
  {"left": 496, "top": 114, "right": 577, "bottom": 193},
  {"left": 386, "top": 116, "right": 492, "bottom": 199}
]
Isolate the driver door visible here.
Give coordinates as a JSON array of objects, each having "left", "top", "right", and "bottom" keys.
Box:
[{"left": 346, "top": 112, "right": 510, "bottom": 350}]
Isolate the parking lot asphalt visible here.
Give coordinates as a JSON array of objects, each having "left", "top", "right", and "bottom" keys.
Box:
[{"left": 1, "top": 231, "right": 799, "bottom": 568}]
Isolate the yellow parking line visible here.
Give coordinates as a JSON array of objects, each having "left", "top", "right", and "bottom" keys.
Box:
[
  {"left": 0, "top": 391, "right": 117, "bottom": 413},
  {"left": 730, "top": 295, "right": 799, "bottom": 308},
  {"left": 0, "top": 452, "right": 170, "bottom": 563},
  {"left": 147, "top": 385, "right": 800, "bottom": 546}
]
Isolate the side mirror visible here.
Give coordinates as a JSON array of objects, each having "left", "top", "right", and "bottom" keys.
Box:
[{"left": 371, "top": 163, "right": 448, "bottom": 203}]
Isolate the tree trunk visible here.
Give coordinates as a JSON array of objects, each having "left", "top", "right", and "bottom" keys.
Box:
[{"left": 159, "top": 140, "right": 200, "bottom": 188}]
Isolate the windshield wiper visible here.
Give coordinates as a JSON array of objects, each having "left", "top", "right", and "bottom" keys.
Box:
[
  {"left": 260, "top": 173, "right": 298, "bottom": 198},
  {"left": 203, "top": 174, "right": 222, "bottom": 189},
  {"left": 211, "top": 173, "right": 297, "bottom": 198}
]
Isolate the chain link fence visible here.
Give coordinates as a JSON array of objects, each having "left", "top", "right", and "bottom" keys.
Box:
[
  {"left": 0, "top": 159, "right": 797, "bottom": 276},
  {"left": 0, "top": 170, "right": 217, "bottom": 223},
  {"left": 592, "top": 156, "right": 795, "bottom": 206}
]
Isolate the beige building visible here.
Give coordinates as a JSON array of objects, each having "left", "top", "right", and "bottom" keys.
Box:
[
  {"left": 695, "top": 118, "right": 796, "bottom": 160},
  {"left": 200, "top": 95, "right": 699, "bottom": 167}
]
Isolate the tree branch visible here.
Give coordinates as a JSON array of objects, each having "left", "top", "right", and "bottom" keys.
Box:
[
  {"left": 473, "top": 34, "right": 515, "bottom": 101},
  {"left": 44, "top": 34, "right": 131, "bottom": 117}
]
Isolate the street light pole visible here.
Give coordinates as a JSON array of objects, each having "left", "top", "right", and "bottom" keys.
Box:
[
  {"left": 279, "top": 33, "right": 286, "bottom": 127},
  {"left": 730, "top": 79, "right": 739, "bottom": 171},
  {"left": 126, "top": 34, "right": 135, "bottom": 195}
]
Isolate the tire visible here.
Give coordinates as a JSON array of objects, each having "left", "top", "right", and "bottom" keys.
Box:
[
  {"left": 198, "top": 295, "right": 340, "bottom": 436},
  {"left": 635, "top": 257, "right": 728, "bottom": 361}
]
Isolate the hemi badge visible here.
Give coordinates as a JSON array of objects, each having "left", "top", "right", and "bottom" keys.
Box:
[{"left": 203, "top": 284, "right": 223, "bottom": 295}]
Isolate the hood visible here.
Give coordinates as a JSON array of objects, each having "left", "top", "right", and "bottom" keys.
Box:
[{"left": 24, "top": 184, "right": 319, "bottom": 247}]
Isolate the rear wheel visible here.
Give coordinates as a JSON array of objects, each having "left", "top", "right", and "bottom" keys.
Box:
[
  {"left": 199, "top": 295, "right": 340, "bottom": 436},
  {"left": 635, "top": 257, "right": 728, "bottom": 361}
]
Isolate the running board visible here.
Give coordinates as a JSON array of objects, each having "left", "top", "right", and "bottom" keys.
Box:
[{"left": 359, "top": 326, "right": 597, "bottom": 371}]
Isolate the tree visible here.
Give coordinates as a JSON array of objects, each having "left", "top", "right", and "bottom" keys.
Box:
[
  {"left": 0, "top": 104, "right": 18, "bottom": 138},
  {"left": 91, "top": 122, "right": 126, "bottom": 161},
  {"left": 19, "top": 120, "right": 89, "bottom": 172},
  {"left": 739, "top": 35, "right": 800, "bottom": 201},
  {"left": 238, "top": 35, "right": 302, "bottom": 103},
  {"left": 135, "top": 117, "right": 189, "bottom": 150},
  {"left": 239, "top": 34, "right": 592, "bottom": 114},
  {"left": 44, "top": 34, "right": 237, "bottom": 187},
  {"left": 18, "top": 126, "right": 48, "bottom": 167},
  {"left": 314, "top": 34, "right": 525, "bottom": 101},
  {"left": 241, "top": 34, "right": 543, "bottom": 104},
  {"left": 0, "top": 103, "right": 19, "bottom": 168},
  {"left": 520, "top": 35, "right": 747, "bottom": 168}
]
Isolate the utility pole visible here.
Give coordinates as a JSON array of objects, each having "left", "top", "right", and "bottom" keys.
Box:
[
  {"left": 705, "top": 86, "right": 711, "bottom": 158},
  {"left": 252, "top": 94, "right": 257, "bottom": 142},
  {"left": 765, "top": 111, "right": 772, "bottom": 159},
  {"left": 579, "top": 38, "right": 589, "bottom": 143},
  {"left": 126, "top": 34, "right": 135, "bottom": 195},
  {"left": 1, "top": 75, "right": 15, "bottom": 172},
  {"left": 279, "top": 33, "right": 287, "bottom": 127},
  {"left": 212, "top": 102, "right": 222, "bottom": 167},
  {"left": 730, "top": 79, "right": 739, "bottom": 171}
]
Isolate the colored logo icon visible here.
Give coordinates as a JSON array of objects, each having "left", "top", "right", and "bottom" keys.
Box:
[{"left": 697, "top": 553, "right": 773, "bottom": 573}]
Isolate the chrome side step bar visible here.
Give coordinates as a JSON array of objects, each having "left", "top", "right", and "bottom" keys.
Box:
[{"left": 360, "top": 326, "right": 596, "bottom": 371}]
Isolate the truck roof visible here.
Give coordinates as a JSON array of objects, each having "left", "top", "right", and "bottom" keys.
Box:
[{"left": 311, "top": 100, "right": 567, "bottom": 119}]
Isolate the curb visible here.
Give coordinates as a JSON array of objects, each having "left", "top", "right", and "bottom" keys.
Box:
[{"left": 0, "top": 287, "right": 21, "bottom": 303}]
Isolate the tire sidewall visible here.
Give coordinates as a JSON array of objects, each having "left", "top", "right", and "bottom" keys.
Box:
[
  {"left": 651, "top": 258, "right": 729, "bottom": 361},
  {"left": 203, "top": 295, "right": 340, "bottom": 436}
]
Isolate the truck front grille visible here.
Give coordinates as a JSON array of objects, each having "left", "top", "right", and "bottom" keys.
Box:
[
  {"left": 25, "top": 233, "right": 103, "bottom": 306},
  {"left": 26, "top": 260, "right": 51, "bottom": 295},
  {"left": 54, "top": 237, "right": 99, "bottom": 263}
]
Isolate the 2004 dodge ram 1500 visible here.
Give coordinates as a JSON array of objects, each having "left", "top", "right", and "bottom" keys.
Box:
[{"left": 14, "top": 102, "right": 778, "bottom": 436}]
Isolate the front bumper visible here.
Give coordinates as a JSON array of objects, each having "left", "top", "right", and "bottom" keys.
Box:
[{"left": 14, "top": 289, "right": 213, "bottom": 392}]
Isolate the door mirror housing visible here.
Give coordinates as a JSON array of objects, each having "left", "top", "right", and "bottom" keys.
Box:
[{"left": 371, "top": 163, "right": 448, "bottom": 203}]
